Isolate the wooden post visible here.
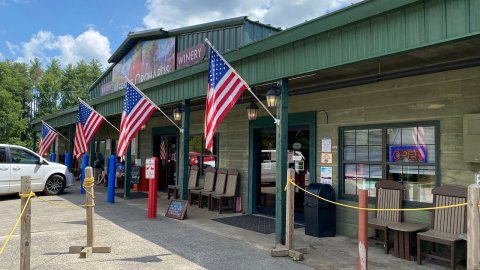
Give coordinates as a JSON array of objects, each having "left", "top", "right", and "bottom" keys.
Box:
[
  {"left": 69, "top": 166, "right": 111, "bottom": 258},
  {"left": 85, "top": 167, "right": 94, "bottom": 248},
  {"left": 358, "top": 189, "right": 368, "bottom": 270},
  {"left": 271, "top": 168, "right": 306, "bottom": 261},
  {"left": 468, "top": 184, "right": 480, "bottom": 269},
  {"left": 285, "top": 168, "right": 295, "bottom": 250},
  {"left": 20, "top": 176, "right": 31, "bottom": 270}
]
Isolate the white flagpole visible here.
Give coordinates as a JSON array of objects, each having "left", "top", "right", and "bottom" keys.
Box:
[
  {"left": 41, "top": 120, "right": 70, "bottom": 141},
  {"left": 124, "top": 77, "right": 184, "bottom": 133},
  {"left": 204, "top": 38, "right": 280, "bottom": 125},
  {"left": 78, "top": 98, "right": 120, "bottom": 132}
]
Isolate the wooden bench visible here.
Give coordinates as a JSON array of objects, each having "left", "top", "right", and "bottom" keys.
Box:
[
  {"left": 417, "top": 185, "right": 468, "bottom": 270},
  {"left": 189, "top": 167, "right": 216, "bottom": 207},
  {"left": 368, "top": 180, "right": 404, "bottom": 254},
  {"left": 211, "top": 169, "right": 239, "bottom": 213},
  {"left": 167, "top": 165, "right": 199, "bottom": 199}
]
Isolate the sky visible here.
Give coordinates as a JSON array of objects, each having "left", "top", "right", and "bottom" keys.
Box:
[{"left": 0, "top": 0, "right": 362, "bottom": 69}]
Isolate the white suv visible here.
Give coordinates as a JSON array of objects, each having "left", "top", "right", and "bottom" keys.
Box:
[{"left": 0, "top": 144, "right": 73, "bottom": 195}]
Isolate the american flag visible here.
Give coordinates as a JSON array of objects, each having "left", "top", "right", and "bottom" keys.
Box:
[
  {"left": 38, "top": 122, "right": 58, "bottom": 156},
  {"left": 73, "top": 102, "right": 104, "bottom": 158},
  {"left": 160, "top": 139, "right": 167, "bottom": 160},
  {"left": 117, "top": 81, "right": 157, "bottom": 157},
  {"left": 205, "top": 47, "right": 248, "bottom": 151}
]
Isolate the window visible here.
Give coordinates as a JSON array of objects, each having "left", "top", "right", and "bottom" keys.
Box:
[
  {"left": 10, "top": 148, "right": 39, "bottom": 165},
  {"left": 189, "top": 134, "right": 218, "bottom": 175},
  {"left": 341, "top": 123, "right": 437, "bottom": 203},
  {"left": 0, "top": 147, "right": 6, "bottom": 163}
]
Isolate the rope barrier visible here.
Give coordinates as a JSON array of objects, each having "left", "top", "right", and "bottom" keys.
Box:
[
  {"left": 286, "top": 178, "right": 471, "bottom": 211},
  {"left": 0, "top": 191, "right": 34, "bottom": 255},
  {"left": 0, "top": 177, "right": 97, "bottom": 256}
]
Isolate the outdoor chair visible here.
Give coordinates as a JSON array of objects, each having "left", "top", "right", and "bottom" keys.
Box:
[
  {"left": 167, "top": 165, "right": 199, "bottom": 199},
  {"left": 368, "top": 180, "right": 404, "bottom": 254},
  {"left": 210, "top": 169, "right": 239, "bottom": 214},
  {"left": 417, "top": 185, "right": 467, "bottom": 270},
  {"left": 189, "top": 167, "right": 216, "bottom": 207},
  {"left": 199, "top": 168, "right": 227, "bottom": 211}
]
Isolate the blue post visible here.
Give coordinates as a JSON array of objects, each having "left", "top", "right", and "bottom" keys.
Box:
[
  {"left": 107, "top": 155, "right": 116, "bottom": 203},
  {"left": 50, "top": 152, "right": 56, "bottom": 162},
  {"left": 81, "top": 154, "right": 89, "bottom": 194},
  {"left": 65, "top": 152, "right": 71, "bottom": 168}
]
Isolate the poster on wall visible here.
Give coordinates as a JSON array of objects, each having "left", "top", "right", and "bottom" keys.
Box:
[
  {"left": 106, "top": 37, "right": 176, "bottom": 95},
  {"left": 321, "top": 138, "right": 332, "bottom": 153},
  {"left": 320, "top": 166, "right": 333, "bottom": 185}
]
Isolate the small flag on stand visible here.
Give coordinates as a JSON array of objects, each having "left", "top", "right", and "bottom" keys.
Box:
[
  {"left": 160, "top": 139, "right": 167, "bottom": 160},
  {"left": 38, "top": 122, "right": 59, "bottom": 156},
  {"left": 204, "top": 46, "right": 248, "bottom": 152},
  {"left": 117, "top": 81, "right": 157, "bottom": 157},
  {"left": 73, "top": 102, "right": 104, "bottom": 158}
]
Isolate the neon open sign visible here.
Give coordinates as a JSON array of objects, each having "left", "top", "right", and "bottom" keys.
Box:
[{"left": 389, "top": 145, "right": 427, "bottom": 163}]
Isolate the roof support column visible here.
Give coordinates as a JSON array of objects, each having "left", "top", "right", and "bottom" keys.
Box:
[
  {"left": 68, "top": 124, "right": 74, "bottom": 169},
  {"left": 178, "top": 99, "right": 190, "bottom": 200},
  {"left": 275, "top": 78, "right": 288, "bottom": 245},
  {"left": 124, "top": 145, "right": 132, "bottom": 199}
]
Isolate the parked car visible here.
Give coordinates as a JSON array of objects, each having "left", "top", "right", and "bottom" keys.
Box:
[
  {"left": 0, "top": 144, "right": 73, "bottom": 195},
  {"left": 189, "top": 152, "right": 215, "bottom": 169}
]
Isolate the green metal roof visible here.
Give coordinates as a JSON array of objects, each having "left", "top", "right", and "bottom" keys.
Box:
[
  {"left": 108, "top": 16, "right": 280, "bottom": 64},
  {"left": 33, "top": 0, "right": 480, "bottom": 130}
]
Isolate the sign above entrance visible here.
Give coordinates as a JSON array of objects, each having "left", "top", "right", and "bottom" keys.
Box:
[
  {"left": 176, "top": 43, "right": 206, "bottom": 69},
  {"left": 145, "top": 158, "right": 156, "bottom": 179}
]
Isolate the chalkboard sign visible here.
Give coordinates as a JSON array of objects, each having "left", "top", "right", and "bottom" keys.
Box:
[
  {"left": 131, "top": 166, "right": 140, "bottom": 184},
  {"left": 165, "top": 199, "right": 188, "bottom": 220}
]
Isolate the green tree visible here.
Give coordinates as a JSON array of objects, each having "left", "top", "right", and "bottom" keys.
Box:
[
  {"left": 38, "top": 59, "right": 62, "bottom": 117},
  {"left": 0, "top": 61, "right": 31, "bottom": 146}
]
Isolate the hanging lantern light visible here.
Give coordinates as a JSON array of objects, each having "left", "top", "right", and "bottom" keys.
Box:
[
  {"left": 173, "top": 106, "right": 183, "bottom": 121},
  {"left": 266, "top": 83, "right": 280, "bottom": 108},
  {"left": 246, "top": 102, "right": 259, "bottom": 121}
]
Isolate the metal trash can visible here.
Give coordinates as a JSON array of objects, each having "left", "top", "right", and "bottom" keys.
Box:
[{"left": 304, "top": 183, "right": 336, "bottom": 237}]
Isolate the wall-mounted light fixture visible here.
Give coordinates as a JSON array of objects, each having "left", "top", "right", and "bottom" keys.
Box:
[
  {"left": 266, "top": 83, "right": 281, "bottom": 108},
  {"left": 246, "top": 102, "right": 259, "bottom": 121},
  {"left": 173, "top": 105, "right": 183, "bottom": 121}
]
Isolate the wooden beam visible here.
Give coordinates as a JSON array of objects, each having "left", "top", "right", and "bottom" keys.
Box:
[
  {"left": 468, "top": 184, "right": 480, "bottom": 269},
  {"left": 85, "top": 167, "right": 94, "bottom": 248},
  {"left": 20, "top": 176, "right": 31, "bottom": 270},
  {"left": 179, "top": 99, "right": 190, "bottom": 200},
  {"left": 124, "top": 145, "right": 131, "bottom": 199},
  {"left": 285, "top": 168, "right": 295, "bottom": 250},
  {"left": 275, "top": 78, "right": 288, "bottom": 245}
]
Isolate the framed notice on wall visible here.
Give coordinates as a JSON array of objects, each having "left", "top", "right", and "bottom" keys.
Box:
[{"left": 165, "top": 199, "right": 188, "bottom": 220}]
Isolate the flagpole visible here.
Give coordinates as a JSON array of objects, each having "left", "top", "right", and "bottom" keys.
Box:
[
  {"left": 124, "top": 77, "right": 184, "bottom": 133},
  {"left": 41, "top": 121, "right": 70, "bottom": 141},
  {"left": 78, "top": 98, "right": 120, "bottom": 132},
  {"left": 204, "top": 38, "right": 280, "bottom": 125}
]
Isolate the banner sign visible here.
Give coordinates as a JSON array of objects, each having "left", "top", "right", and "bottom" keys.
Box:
[
  {"left": 108, "top": 37, "right": 176, "bottom": 94},
  {"left": 389, "top": 145, "right": 427, "bottom": 163},
  {"left": 176, "top": 43, "right": 206, "bottom": 69}
]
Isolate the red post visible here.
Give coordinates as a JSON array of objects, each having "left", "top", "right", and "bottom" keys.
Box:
[
  {"left": 146, "top": 157, "right": 158, "bottom": 219},
  {"left": 358, "top": 189, "right": 368, "bottom": 270}
]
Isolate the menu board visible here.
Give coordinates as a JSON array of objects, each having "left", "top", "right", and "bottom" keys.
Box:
[
  {"left": 165, "top": 199, "right": 188, "bottom": 220},
  {"left": 131, "top": 166, "right": 140, "bottom": 184}
]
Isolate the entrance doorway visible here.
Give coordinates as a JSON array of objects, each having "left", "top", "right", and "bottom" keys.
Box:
[
  {"left": 153, "top": 134, "right": 178, "bottom": 191},
  {"left": 253, "top": 125, "right": 311, "bottom": 221}
]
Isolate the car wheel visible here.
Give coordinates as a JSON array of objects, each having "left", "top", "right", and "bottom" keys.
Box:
[{"left": 44, "top": 175, "right": 65, "bottom": 195}]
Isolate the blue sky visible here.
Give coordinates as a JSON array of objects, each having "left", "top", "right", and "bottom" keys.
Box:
[{"left": 0, "top": 0, "right": 361, "bottom": 69}]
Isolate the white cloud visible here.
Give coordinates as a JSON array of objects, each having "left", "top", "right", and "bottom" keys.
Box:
[
  {"left": 0, "top": 52, "right": 4, "bottom": 60},
  {"left": 142, "top": 0, "right": 363, "bottom": 30},
  {"left": 5, "top": 41, "right": 19, "bottom": 55},
  {"left": 9, "top": 28, "right": 111, "bottom": 68}
]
